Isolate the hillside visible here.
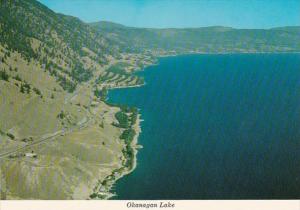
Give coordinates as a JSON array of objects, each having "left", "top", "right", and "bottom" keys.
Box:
[
  {"left": 91, "top": 21, "right": 300, "bottom": 54},
  {"left": 0, "top": 0, "right": 149, "bottom": 200},
  {"left": 0, "top": 0, "right": 123, "bottom": 92}
]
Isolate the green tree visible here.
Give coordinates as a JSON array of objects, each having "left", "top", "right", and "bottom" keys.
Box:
[
  {"left": 0, "top": 70, "right": 9, "bottom": 81},
  {"left": 120, "top": 128, "right": 136, "bottom": 144},
  {"left": 33, "top": 87, "right": 42, "bottom": 95},
  {"left": 20, "top": 84, "right": 25, "bottom": 93},
  {"left": 57, "top": 110, "right": 65, "bottom": 119},
  {"left": 115, "top": 111, "right": 129, "bottom": 128},
  {"left": 13, "top": 75, "right": 22, "bottom": 81}
]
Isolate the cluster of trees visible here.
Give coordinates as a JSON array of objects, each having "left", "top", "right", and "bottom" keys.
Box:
[
  {"left": 114, "top": 111, "right": 129, "bottom": 128},
  {"left": 114, "top": 108, "right": 138, "bottom": 128},
  {"left": 57, "top": 75, "right": 77, "bottom": 93},
  {"left": 0, "top": 69, "right": 44, "bottom": 97},
  {"left": 6, "top": 132, "right": 15, "bottom": 140},
  {"left": 33, "top": 87, "right": 42, "bottom": 97},
  {"left": 130, "top": 111, "right": 138, "bottom": 125},
  {"left": 20, "top": 82, "right": 31, "bottom": 94},
  {"left": 0, "top": 11, "right": 37, "bottom": 62},
  {"left": 1, "top": 0, "right": 120, "bottom": 96},
  {"left": 89, "top": 193, "right": 98, "bottom": 199},
  {"left": 13, "top": 75, "right": 22, "bottom": 81},
  {"left": 57, "top": 110, "right": 66, "bottom": 119},
  {"left": 122, "top": 145, "right": 134, "bottom": 169},
  {"left": 12, "top": 74, "right": 43, "bottom": 97},
  {"left": 94, "top": 88, "right": 101, "bottom": 98},
  {"left": 71, "top": 63, "right": 93, "bottom": 82},
  {"left": 113, "top": 107, "right": 139, "bottom": 170},
  {"left": 120, "top": 128, "right": 136, "bottom": 145},
  {"left": 0, "top": 70, "right": 9, "bottom": 81},
  {"left": 120, "top": 105, "right": 137, "bottom": 113},
  {"left": 94, "top": 87, "right": 107, "bottom": 101},
  {"left": 43, "top": 61, "right": 76, "bottom": 93},
  {"left": 21, "top": 137, "right": 34, "bottom": 142}
]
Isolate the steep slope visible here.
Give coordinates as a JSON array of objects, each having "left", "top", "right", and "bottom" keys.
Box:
[
  {"left": 0, "top": 0, "right": 122, "bottom": 92},
  {"left": 0, "top": 0, "right": 143, "bottom": 200}
]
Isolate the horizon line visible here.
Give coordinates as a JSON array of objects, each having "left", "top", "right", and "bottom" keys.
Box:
[{"left": 87, "top": 19, "right": 300, "bottom": 30}]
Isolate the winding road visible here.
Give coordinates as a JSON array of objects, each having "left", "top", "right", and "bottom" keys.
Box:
[{"left": 0, "top": 86, "right": 93, "bottom": 160}]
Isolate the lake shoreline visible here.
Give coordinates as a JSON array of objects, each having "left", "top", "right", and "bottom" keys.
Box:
[
  {"left": 100, "top": 52, "right": 300, "bottom": 199},
  {"left": 90, "top": 110, "right": 142, "bottom": 200},
  {"left": 106, "top": 53, "right": 300, "bottom": 199},
  {"left": 108, "top": 113, "right": 142, "bottom": 200}
]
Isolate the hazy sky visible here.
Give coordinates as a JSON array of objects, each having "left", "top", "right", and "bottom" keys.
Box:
[{"left": 39, "top": 0, "right": 300, "bottom": 29}]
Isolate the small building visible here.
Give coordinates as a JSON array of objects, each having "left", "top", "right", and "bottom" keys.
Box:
[{"left": 25, "top": 152, "right": 37, "bottom": 158}]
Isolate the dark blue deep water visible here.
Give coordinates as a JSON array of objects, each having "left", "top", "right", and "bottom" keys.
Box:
[{"left": 108, "top": 54, "right": 300, "bottom": 199}]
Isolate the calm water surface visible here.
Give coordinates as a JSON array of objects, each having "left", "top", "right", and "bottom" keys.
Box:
[{"left": 108, "top": 54, "right": 300, "bottom": 199}]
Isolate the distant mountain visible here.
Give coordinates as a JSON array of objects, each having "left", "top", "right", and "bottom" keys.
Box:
[
  {"left": 89, "top": 21, "right": 127, "bottom": 30},
  {"left": 0, "top": 0, "right": 145, "bottom": 200},
  {"left": 0, "top": 0, "right": 299, "bottom": 91},
  {"left": 91, "top": 21, "right": 300, "bottom": 53}
]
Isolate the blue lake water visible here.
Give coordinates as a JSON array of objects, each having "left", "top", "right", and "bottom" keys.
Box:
[{"left": 108, "top": 54, "right": 300, "bottom": 199}]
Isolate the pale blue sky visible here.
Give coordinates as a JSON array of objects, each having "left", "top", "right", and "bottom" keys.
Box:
[{"left": 38, "top": 0, "right": 300, "bottom": 29}]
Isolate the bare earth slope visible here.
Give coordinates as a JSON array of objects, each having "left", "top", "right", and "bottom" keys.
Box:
[{"left": 0, "top": 0, "right": 150, "bottom": 199}]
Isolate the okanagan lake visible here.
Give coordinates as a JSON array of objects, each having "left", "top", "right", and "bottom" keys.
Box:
[{"left": 108, "top": 54, "right": 300, "bottom": 199}]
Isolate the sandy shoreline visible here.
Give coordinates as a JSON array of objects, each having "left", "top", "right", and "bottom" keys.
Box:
[
  {"left": 106, "top": 83, "right": 144, "bottom": 90},
  {"left": 110, "top": 114, "right": 142, "bottom": 199},
  {"left": 129, "top": 113, "right": 143, "bottom": 170}
]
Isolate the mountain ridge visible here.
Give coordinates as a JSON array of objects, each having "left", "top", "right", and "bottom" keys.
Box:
[
  {"left": 90, "top": 21, "right": 300, "bottom": 54},
  {"left": 90, "top": 20, "right": 300, "bottom": 30}
]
